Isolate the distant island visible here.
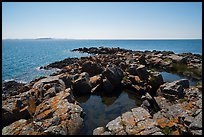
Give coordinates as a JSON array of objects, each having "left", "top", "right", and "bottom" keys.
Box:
[{"left": 35, "top": 38, "right": 54, "bottom": 40}]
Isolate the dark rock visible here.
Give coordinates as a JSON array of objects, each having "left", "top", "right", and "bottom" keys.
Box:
[
  {"left": 127, "top": 64, "right": 138, "bottom": 76},
  {"left": 81, "top": 61, "right": 103, "bottom": 76},
  {"left": 102, "top": 78, "right": 114, "bottom": 93},
  {"left": 2, "top": 80, "right": 28, "bottom": 97},
  {"left": 136, "top": 65, "right": 149, "bottom": 81},
  {"left": 159, "top": 82, "right": 184, "bottom": 98},
  {"left": 149, "top": 72, "right": 164, "bottom": 94},
  {"left": 2, "top": 97, "right": 31, "bottom": 127},
  {"left": 102, "top": 66, "right": 124, "bottom": 87},
  {"left": 174, "top": 79, "right": 189, "bottom": 89},
  {"left": 43, "top": 58, "right": 79, "bottom": 69},
  {"left": 72, "top": 72, "right": 92, "bottom": 95},
  {"left": 138, "top": 54, "right": 147, "bottom": 65}
]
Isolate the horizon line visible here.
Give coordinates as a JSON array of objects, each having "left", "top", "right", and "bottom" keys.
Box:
[{"left": 2, "top": 37, "right": 202, "bottom": 40}]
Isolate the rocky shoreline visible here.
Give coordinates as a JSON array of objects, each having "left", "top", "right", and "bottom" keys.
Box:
[{"left": 2, "top": 47, "right": 202, "bottom": 135}]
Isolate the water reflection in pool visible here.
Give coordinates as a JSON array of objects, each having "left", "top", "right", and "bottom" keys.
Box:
[
  {"left": 75, "top": 71, "right": 200, "bottom": 135},
  {"left": 75, "top": 89, "right": 142, "bottom": 135},
  {"left": 160, "top": 72, "right": 199, "bottom": 86}
]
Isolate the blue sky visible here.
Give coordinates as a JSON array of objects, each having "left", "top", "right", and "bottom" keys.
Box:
[{"left": 2, "top": 2, "right": 202, "bottom": 39}]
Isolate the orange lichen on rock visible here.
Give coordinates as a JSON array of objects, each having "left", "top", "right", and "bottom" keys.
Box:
[
  {"left": 156, "top": 117, "right": 168, "bottom": 128},
  {"left": 36, "top": 109, "right": 52, "bottom": 120},
  {"left": 135, "top": 76, "right": 141, "bottom": 82},
  {"left": 167, "top": 119, "right": 174, "bottom": 127},
  {"left": 171, "top": 130, "right": 180, "bottom": 135}
]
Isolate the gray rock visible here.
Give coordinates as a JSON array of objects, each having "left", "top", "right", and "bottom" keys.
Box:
[
  {"left": 121, "top": 111, "right": 135, "bottom": 126},
  {"left": 190, "top": 130, "right": 202, "bottom": 135},
  {"left": 44, "top": 126, "right": 67, "bottom": 135},
  {"left": 189, "top": 112, "right": 202, "bottom": 130},
  {"left": 106, "top": 116, "right": 124, "bottom": 134},
  {"left": 2, "top": 119, "right": 28, "bottom": 135},
  {"left": 131, "top": 107, "right": 151, "bottom": 123},
  {"left": 151, "top": 131, "right": 165, "bottom": 135},
  {"left": 140, "top": 127, "right": 161, "bottom": 135},
  {"left": 168, "top": 54, "right": 188, "bottom": 64},
  {"left": 93, "top": 127, "right": 105, "bottom": 135},
  {"left": 159, "top": 81, "right": 185, "bottom": 98}
]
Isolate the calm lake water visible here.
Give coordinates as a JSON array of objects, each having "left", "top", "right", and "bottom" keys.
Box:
[{"left": 2, "top": 39, "right": 202, "bottom": 82}]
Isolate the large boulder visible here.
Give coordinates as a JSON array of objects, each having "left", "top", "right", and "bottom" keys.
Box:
[
  {"left": 89, "top": 75, "right": 103, "bottom": 93},
  {"left": 138, "top": 54, "right": 147, "bottom": 65},
  {"left": 158, "top": 79, "right": 189, "bottom": 99},
  {"left": 2, "top": 119, "right": 29, "bottom": 135},
  {"left": 127, "top": 64, "right": 138, "bottom": 76},
  {"left": 32, "top": 75, "right": 66, "bottom": 100},
  {"left": 81, "top": 61, "right": 103, "bottom": 76},
  {"left": 149, "top": 72, "right": 164, "bottom": 95},
  {"left": 168, "top": 54, "right": 188, "bottom": 64},
  {"left": 93, "top": 107, "right": 161, "bottom": 135},
  {"left": 102, "top": 66, "right": 124, "bottom": 87},
  {"left": 2, "top": 89, "right": 84, "bottom": 135},
  {"left": 136, "top": 65, "right": 149, "bottom": 81},
  {"left": 72, "top": 72, "right": 92, "bottom": 95}
]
